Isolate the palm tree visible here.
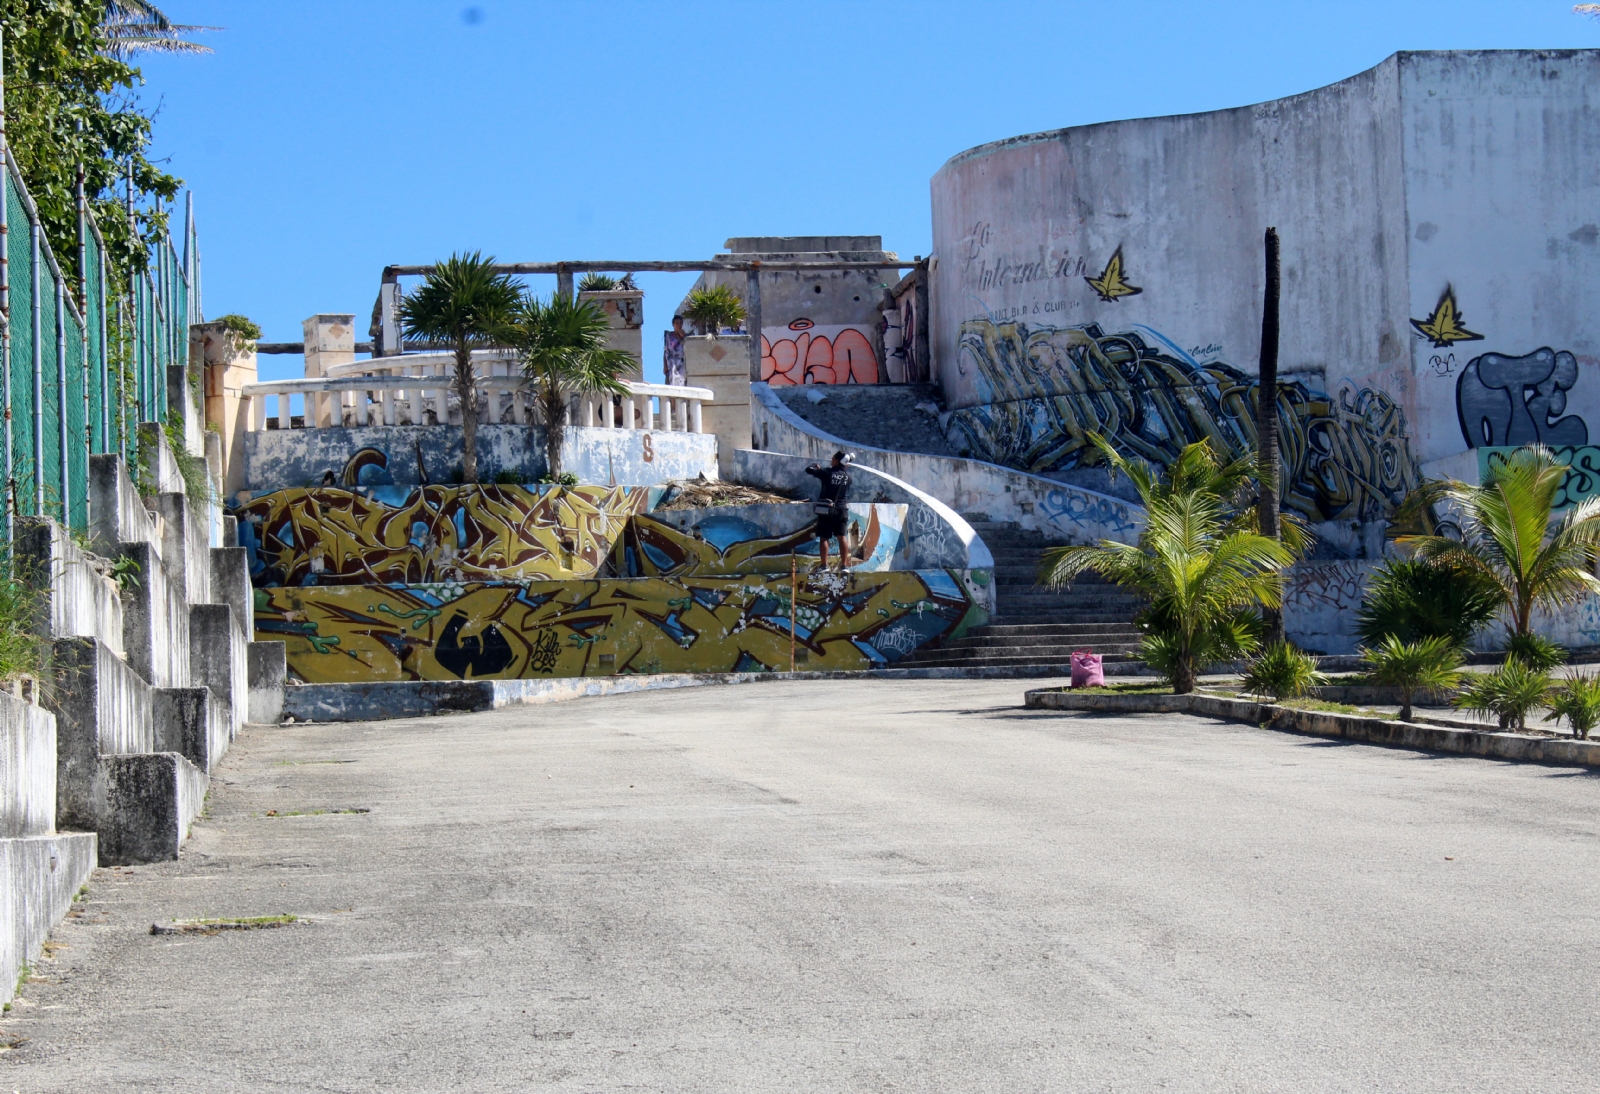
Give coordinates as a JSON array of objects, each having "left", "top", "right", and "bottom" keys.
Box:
[
  {"left": 1361, "top": 634, "right": 1462, "bottom": 724},
  {"left": 101, "top": 1, "right": 216, "bottom": 55},
  {"left": 1040, "top": 438, "right": 1293, "bottom": 693},
  {"left": 1400, "top": 445, "right": 1600, "bottom": 644},
  {"left": 508, "top": 292, "right": 636, "bottom": 481},
  {"left": 398, "top": 253, "right": 522, "bottom": 484}
]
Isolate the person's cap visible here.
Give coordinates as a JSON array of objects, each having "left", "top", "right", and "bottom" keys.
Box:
[{"left": 834, "top": 450, "right": 853, "bottom": 464}]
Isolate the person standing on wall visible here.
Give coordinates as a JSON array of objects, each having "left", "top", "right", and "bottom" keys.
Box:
[
  {"left": 806, "top": 451, "right": 854, "bottom": 572},
  {"left": 663, "top": 314, "right": 688, "bottom": 386}
]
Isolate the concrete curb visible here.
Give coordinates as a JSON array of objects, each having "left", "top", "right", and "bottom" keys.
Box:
[
  {"left": 1022, "top": 689, "right": 1600, "bottom": 769},
  {"left": 280, "top": 664, "right": 1084, "bottom": 723}
]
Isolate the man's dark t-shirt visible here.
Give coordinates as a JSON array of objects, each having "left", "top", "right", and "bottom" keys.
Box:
[{"left": 806, "top": 463, "right": 852, "bottom": 537}]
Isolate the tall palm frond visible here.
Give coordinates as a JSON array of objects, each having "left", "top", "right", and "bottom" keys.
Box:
[
  {"left": 1399, "top": 446, "right": 1600, "bottom": 640},
  {"left": 398, "top": 252, "right": 522, "bottom": 484},
  {"left": 101, "top": 1, "right": 217, "bottom": 56},
  {"left": 1044, "top": 438, "right": 1294, "bottom": 693},
  {"left": 508, "top": 293, "right": 635, "bottom": 479}
]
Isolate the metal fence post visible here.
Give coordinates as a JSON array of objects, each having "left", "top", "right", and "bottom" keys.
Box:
[
  {"left": 30, "top": 218, "right": 42, "bottom": 515},
  {"left": 0, "top": 27, "right": 11, "bottom": 539},
  {"left": 56, "top": 277, "right": 68, "bottom": 524}
]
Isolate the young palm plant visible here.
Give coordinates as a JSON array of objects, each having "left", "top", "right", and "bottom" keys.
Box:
[
  {"left": 1040, "top": 438, "right": 1293, "bottom": 694},
  {"left": 1400, "top": 445, "right": 1600, "bottom": 646},
  {"left": 398, "top": 253, "right": 522, "bottom": 484},
  {"left": 509, "top": 292, "right": 636, "bottom": 480},
  {"left": 1360, "top": 634, "right": 1463, "bottom": 724},
  {"left": 1544, "top": 672, "right": 1600, "bottom": 740},
  {"left": 1240, "top": 640, "right": 1327, "bottom": 701},
  {"left": 1454, "top": 657, "right": 1554, "bottom": 732}
]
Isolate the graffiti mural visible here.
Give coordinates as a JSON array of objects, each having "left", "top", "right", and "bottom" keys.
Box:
[
  {"left": 948, "top": 319, "right": 1424, "bottom": 522},
  {"left": 231, "top": 485, "right": 657, "bottom": 587},
  {"left": 619, "top": 507, "right": 905, "bottom": 577},
  {"left": 760, "top": 318, "right": 880, "bottom": 385},
  {"left": 256, "top": 570, "right": 986, "bottom": 683},
  {"left": 1478, "top": 445, "right": 1600, "bottom": 510},
  {"left": 1456, "top": 347, "right": 1588, "bottom": 449}
]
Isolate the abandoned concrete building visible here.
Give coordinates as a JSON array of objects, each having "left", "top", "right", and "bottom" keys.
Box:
[{"left": 7, "top": 48, "right": 1600, "bottom": 1001}]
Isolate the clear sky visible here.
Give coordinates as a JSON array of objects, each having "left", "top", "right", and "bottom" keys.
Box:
[{"left": 135, "top": 0, "right": 1600, "bottom": 383}]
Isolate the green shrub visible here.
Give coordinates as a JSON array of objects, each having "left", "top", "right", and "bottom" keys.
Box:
[
  {"left": 216, "top": 313, "right": 261, "bottom": 349},
  {"left": 1361, "top": 634, "right": 1463, "bottom": 723},
  {"left": 538, "top": 471, "right": 579, "bottom": 486},
  {"left": 0, "top": 550, "right": 42, "bottom": 686},
  {"left": 1355, "top": 559, "right": 1501, "bottom": 649},
  {"left": 1543, "top": 672, "right": 1600, "bottom": 740},
  {"left": 1454, "top": 657, "right": 1553, "bottom": 731},
  {"left": 1505, "top": 631, "right": 1566, "bottom": 671},
  {"left": 1240, "top": 641, "right": 1326, "bottom": 701},
  {"left": 684, "top": 284, "right": 747, "bottom": 335},
  {"left": 577, "top": 273, "right": 617, "bottom": 292},
  {"left": 490, "top": 469, "right": 524, "bottom": 485},
  {"left": 164, "top": 421, "right": 215, "bottom": 508}
]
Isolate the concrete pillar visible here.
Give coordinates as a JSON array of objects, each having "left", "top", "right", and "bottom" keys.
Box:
[
  {"left": 247, "top": 642, "right": 286, "bottom": 725},
  {"left": 683, "top": 334, "right": 750, "bottom": 479},
  {"left": 303, "top": 314, "right": 356, "bottom": 428},
  {"left": 578, "top": 290, "right": 644, "bottom": 381},
  {"left": 210, "top": 547, "right": 253, "bottom": 642},
  {"left": 194, "top": 321, "right": 257, "bottom": 501}
]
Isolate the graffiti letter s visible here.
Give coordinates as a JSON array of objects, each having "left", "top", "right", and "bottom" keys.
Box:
[{"left": 642, "top": 433, "right": 654, "bottom": 463}]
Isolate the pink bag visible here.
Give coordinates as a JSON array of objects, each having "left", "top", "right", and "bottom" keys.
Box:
[{"left": 1070, "top": 650, "right": 1105, "bottom": 688}]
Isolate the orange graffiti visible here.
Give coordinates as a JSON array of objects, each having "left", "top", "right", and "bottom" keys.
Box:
[{"left": 761, "top": 324, "right": 879, "bottom": 385}]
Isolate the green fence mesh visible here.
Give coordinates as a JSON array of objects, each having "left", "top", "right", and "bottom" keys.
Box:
[{"left": 2, "top": 163, "right": 199, "bottom": 535}]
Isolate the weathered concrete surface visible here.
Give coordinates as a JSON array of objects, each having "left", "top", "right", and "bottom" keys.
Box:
[
  {"left": 16, "top": 519, "right": 125, "bottom": 657},
  {"left": 0, "top": 832, "right": 97, "bottom": 1007},
  {"left": 240, "top": 422, "right": 717, "bottom": 496},
  {"left": 7, "top": 678, "right": 1600, "bottom": 1090},
  {"left": 47, "top": 638, "right": 155, "bottom": 831},
  {"left": 1, "top": 694, "right": 60, "bottom": 839},
  {"left": 189, "top": 604, "right": 245, "bottom": 740},
  {"left": 246, "top": 642, "right": 286, "bottom": 725},
  {"left": 152, "top": 688, "right": 229, "bottom": 774},
  {"left": 1025, "top": 688, "right": 1600, "bottom": 768},
  {"left": 88, "top": 453, "right": 158, "bottom": 555},
  {"left": 97, "top": 752, "right": 207, "bottom": 866}
]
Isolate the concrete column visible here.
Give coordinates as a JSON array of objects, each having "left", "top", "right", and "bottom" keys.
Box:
[
  {"left": 578, "top": 290, "right": 644, "bottom": 381},
  {"left": 247, "top": 642, "right": 286, "bottom": 725},
  {"left": 683, "top": 334, "right": 750, "bottom": 479},
  {"left": 303, "top": 314, "right": 356, "bottom": 428},
  {"left": 194, "top": 321, "right": 257, "bottom": 501}
]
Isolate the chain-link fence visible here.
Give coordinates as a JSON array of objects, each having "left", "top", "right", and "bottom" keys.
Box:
[{"left": 1, "top": 147, "right": 199, "bottom": 539}]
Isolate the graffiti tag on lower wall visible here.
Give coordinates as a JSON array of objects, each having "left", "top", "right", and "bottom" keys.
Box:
[
  {"left": 255, "top": 571, "right": 985, "bottom": 683},
  {"left": 231, "top": 485, "right": 655, "bottom": 587},
  {"left": 1478, "top": 445, "right": 1600, "bottom": 510},
  {"left": 949, "top": 319, "right": 1424, "bottom": 523}
]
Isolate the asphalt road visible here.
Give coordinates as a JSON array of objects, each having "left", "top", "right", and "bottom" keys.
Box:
[{"left": 6, "top": 678, "right": 1599, "bottom": 1093}]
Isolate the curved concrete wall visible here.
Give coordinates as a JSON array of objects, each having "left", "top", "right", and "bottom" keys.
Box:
[
  {"left": 749, "top": 381, "right": 1143, "bottom": 546},
  {"left": 930, "top": 50, "right": 1600, "bottom": 524}
]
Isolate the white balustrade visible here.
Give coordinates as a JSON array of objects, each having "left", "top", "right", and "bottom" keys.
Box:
[{"left": 241, "top": 370, "right": 713, "bottom": 435}]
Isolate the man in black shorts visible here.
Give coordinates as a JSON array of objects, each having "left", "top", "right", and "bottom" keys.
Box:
[{"left": 806, "top": 451, "right": 853, "bottom": 571}]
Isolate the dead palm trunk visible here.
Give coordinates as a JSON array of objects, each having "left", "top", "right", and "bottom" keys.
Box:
[
  {"left": 1257, "top": 227, "right": 1283, "bottom": 644},
  {"left": 454, "top": 335, "right": 479, "bottom": 484}
]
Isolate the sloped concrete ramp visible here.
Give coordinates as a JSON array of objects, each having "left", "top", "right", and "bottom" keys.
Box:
[{"left": 6, "top": 679, "right": 1598, "bottom": 1091}]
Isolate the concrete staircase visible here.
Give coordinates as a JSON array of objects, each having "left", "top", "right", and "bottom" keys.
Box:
[{"left": 900, "top": 518, "right": 1146, "bottom": 672}]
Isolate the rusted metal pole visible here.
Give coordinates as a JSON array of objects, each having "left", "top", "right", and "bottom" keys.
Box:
[{"left": 790, "top": 553, "right": 797, "bottom": 673}]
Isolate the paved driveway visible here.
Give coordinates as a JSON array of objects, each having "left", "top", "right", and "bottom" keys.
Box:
[{"left": 7, "top": 678, "right": 1599, "bottom": 1092}]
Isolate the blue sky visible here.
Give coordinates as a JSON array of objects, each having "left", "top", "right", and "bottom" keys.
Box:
[{"left": 136, "top": 1, "right": 1600, "bottom": 383}]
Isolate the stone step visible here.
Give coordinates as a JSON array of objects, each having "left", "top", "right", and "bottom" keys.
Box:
[
  {"left": 901, "top": 651, "right": 1142, "bottom": 668},
  {"left": 936, "top": 640, "right": 1146, "bottom": 657},
  {"left": 988, "top": 614, "right": 1144, "bottom": 625},
  {"left": 964, "top": 623, "right": 1144, "bottom": 638}
]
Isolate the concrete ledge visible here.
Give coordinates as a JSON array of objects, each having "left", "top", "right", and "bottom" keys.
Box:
[
  {"left": 0, "top": 831, "right": 97, "bottom": 1006},
  {"left": 16, "top": 518, "right": 125, "bottom": 655},
  {"left": 48, "top": 637, "right": 155, "bottom": 830},
  {"left": 247, "top": 641, "right": 287, "bottom": 724},
  {"left": 190, "top": 603, "right": 245, "bottom": 741},
  {"left": 98, "top": 753, "right": 207, "bottom": 866},
  {"left": 0, "top": 694, "right": 58, "bottom": 840},
  {"left": 1023, "top": 689, "right": 1600, "bottom": 769},
  {"left": 153, "top": 687, "right": 231, "bottom": 774},
  {"left": 283, "top": 665, "right": 1084, "bottom": 722}
]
